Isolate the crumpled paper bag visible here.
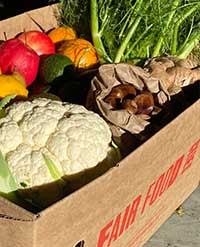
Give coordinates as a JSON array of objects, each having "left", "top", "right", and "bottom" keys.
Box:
[
  {"left": 87, "top": 62, "right": 169, "bottom": 134},
  {"left": 144, "top": 56, "right": 200, "bottom": 96},
  {"left": 87, "top": 57, "right": 200, "bottom": 135}
]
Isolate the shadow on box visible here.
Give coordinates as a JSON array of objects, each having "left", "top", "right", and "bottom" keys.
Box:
[{"left": 134, "top": 81, "right": 200, "bottom": 146}]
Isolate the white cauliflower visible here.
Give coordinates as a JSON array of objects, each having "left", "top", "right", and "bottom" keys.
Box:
[{"left": 0, "top": 98, "right": 112, "bottom": 189}]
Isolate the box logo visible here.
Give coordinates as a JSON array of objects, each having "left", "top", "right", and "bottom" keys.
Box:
[{"left": 96, "top": 138, "right": 200, "bottom": 247}]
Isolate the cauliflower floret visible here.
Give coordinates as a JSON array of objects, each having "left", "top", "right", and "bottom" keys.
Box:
[
  {"left": 6, "top": 100, "right": 35, "bottom": 122},
  {"left": 1, "top": 98, "right": 112, "bottom": 188},
  {"left": 0, "top": 120, "right": 22, "bottom": 155},
  {"left": 19, "top": 107, "right": 62, "bottom": 147},
  {"left": 47, "top": 112, "right": 111, "bottom": 174},
  {"left": 6, "top": 144, "right": 63, "bottom": 188}
]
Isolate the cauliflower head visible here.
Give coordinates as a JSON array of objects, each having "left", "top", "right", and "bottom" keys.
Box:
[{"left": 0, "top": 98, "right": 112, "bottom": 189}]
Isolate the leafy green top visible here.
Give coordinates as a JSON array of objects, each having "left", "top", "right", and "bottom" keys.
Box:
[{"left": 58, "top": 0, "right": 200, "bottom": 64}]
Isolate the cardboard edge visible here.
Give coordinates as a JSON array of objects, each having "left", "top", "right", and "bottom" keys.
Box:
[
  {"left": 0, "top": 197, "right": 39, "bottom": 222},
  {"left": 0, "top": 213, "right": 38, "bottom": 222}
]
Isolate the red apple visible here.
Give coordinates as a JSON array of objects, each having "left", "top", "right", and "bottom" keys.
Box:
[
  {"left": 17, "top": 30, "right": 55, "bottom": 56},
  {"left": 0, "top": 38, "right": 40, "bottom": 86}
]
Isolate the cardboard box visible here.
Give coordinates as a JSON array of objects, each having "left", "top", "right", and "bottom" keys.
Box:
[{"left": 0, "top": 5, "right": 200, "bottom": 247}]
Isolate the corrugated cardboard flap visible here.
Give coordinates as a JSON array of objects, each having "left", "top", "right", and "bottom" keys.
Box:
[
  {"left": 0, "top": 197, "right": 37, "bottom": 247},
  {"left": 0, "top": 4, "right": 58, "bottom": 40},
  {"left": 0, "top": 197, "right": 38, "bottom": 221}
]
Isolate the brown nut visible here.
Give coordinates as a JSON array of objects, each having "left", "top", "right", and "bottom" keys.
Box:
[
  {"left": 134, "top": 91, "right": 154, "bottom": 115},
  {"left": 104, "top": 84, "right": 136, "bottom": 109},
  {"left": 111, "top": 84, "right": 136, "bottom": 99},
  {"left": 121, "top": 99, "right": 138, "bottom": 114},
  {"left": 104, "top": 95, "right": 118, "bottom": 108}
]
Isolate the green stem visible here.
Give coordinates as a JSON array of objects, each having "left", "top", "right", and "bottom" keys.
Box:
[
  {"left": 119, "top": 0, "right": 142, "bottom": 39},
  {"left": 177, "top": 32, "right": 200, "bottom": 59},
  {"left": 99, "top": 16, "right": 109, "bottom": 35},
  {"left": 152, "top": 0, "right": 180, "bottom": 57},
  {"left": 118, "top": 9, "right": 133, "bottom": 39},
  {"left": 90, "top": 0, "right": 112, "bottom": 63},
  {"left": 179, "top": 17, "right": 194, "bottom": 52},
  {"left": 98, "top": 0, "right": 111, "bottom": 35},
  {"left": 114, "top": 16, "right": 142, "bottom": 63},
  {"left": 124, "top": 24, "right": 153, "bottom": 59},
  {"left": 171, "top": 5, "right": 199, "bottom": 55},
  {"left": 114, "top": 0, "right": 153, "bottom": 63}
]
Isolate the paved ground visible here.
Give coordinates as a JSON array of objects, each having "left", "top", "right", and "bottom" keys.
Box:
[{"left": 144, "top": 185, "right": 200, "bottom": 247}]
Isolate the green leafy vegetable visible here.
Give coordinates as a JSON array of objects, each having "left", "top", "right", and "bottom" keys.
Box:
[
  {"left": 57, "top": 0, "right": 90, "bottom": 38},
  {"left": 0, "top": 94, "right": 17, "bottom": 111},
  {"left": 43, "top": 154, "right": 63, "bottom": 181},
  {"left": 0, "top": 94, "right": 17, "bottom": 118},
  {"left": 0, "top": 151, "right": 18, "bottom": 193},
  {"left": 58, "top": 0, "right": 200, "bottom": 64},
  {"left": 0, "top": 150, "right": 40, "bottom": 210},
  {"left": 43, "top": 154, "right": 67, "bottom": 191}
]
